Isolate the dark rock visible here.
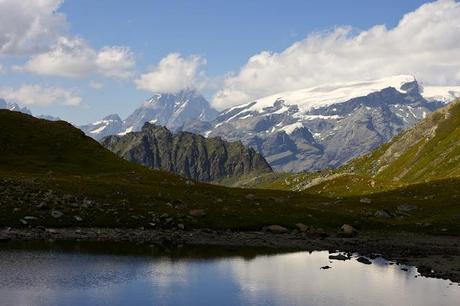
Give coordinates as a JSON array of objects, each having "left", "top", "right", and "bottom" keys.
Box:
[
  {"left": 295, "top": 223, "right": 309, "bottom": 232},
  {"left": 265, "top": 225, "right": 289, "bottom": 234},
  {"left": 356, "top": 257, "right": 372, "bottom": 265},
  {"left": 189, "top": 209, "right": 206, "bottom": 217},
  {"left": 374, "top": 209, "right": 392, "bottom": 218},
  {"left": 329, "top": 254, "right": 349, "bottom": 261},
  {"left": 50, "top": 210, "right": 63, "bottom": 218}
]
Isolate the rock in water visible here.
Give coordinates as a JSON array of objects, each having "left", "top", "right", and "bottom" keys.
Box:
[
  {"left": 329, "top": 254, "right": 349, "bottom": 261},
  {"left": 356, "top": 257, "right": 372, "bottom": 265}
]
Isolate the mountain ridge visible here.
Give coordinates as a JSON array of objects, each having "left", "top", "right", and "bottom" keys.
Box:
[{"left": 100, "top": 122, "right": 272, "bottom": 182}]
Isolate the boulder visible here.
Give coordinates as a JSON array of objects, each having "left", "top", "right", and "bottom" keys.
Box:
[
  {"left": 397, "top": 204, "right": 417, "bottom": 212},
  {"left": 265, "top": 225, "right": 289, "bottom": 234},
  {"left": 374, "top": 209, "right": 392, "bottom": 218},
  {"left": 189, "top": 209, "right": 206, "bottom": 217},
  {"left": 295, "top": 223, "right": 309, "bottom": 232},
  {"left": 50, "top": 210, "right": 63, "bottom": 218},
  {"left": 339, "top": 224, "right": 357, "bottom": 236}
]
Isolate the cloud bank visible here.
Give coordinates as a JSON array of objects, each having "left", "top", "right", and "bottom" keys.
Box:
[
  {"left": 0, "top": 85, "right": 81, "bottom": 107},
  {"left": 212, "top": 0, "right": 460, "bottom": 109},
  {"left": 17, "top": 37, "right": 135, "bottom": 79},
  {"left": 1, "top": 0, "right": 134, "bottom": 79},
  {"left": 0, "top": 0, "right": 67, "bottom": 55},
  {"left": 135, "top": 53, "right": 206, "bottom": 93}
]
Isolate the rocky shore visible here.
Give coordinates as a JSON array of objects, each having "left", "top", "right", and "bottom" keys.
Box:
[{"left": 1, "top": 227, "right": 459, "bottom": 284}]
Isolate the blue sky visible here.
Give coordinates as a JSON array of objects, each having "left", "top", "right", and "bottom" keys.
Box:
[{"left": 0, "top": 0, "right": 459, "bottom": 124}]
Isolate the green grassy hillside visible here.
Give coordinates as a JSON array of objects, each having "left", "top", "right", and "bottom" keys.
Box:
[
  {"left": 0, "top": 110, "right": 329, "bottom": 230},
  {"left": 0, "top": 110, "right": 458, "bottom": 235}
]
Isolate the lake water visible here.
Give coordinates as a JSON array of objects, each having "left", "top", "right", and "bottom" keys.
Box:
[{"left": 0, "top": 241, "right": 458, "bottom": 306}]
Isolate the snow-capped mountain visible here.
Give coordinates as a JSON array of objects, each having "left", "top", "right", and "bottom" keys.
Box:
[
  {"left": 79, "top": 114, "right": 123, "bottom": 139},
  {"left": 0, "top": 98, "right": 32, "bottom": 115},
  {"left": 81, "top": 89, "right": 218, "bottom": 139},
  {"left": 184, "top": 75, "right": 457, "bottom": 171},
  {"left": 81, "top": 76, "right": 460, "bottom": 172}
]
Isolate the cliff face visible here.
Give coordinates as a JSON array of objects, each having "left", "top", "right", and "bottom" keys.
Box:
[{"left": 101, "top": 123, "right": 272, "bottom": 182}]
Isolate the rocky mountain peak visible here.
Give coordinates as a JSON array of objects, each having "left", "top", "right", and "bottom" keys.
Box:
[{"left": 101, "top": 124, "right": 272, "bottom": 182}]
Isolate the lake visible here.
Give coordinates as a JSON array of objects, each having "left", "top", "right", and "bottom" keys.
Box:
[{"left": 0, "top": 241, "right": 458, "bottom": 306}]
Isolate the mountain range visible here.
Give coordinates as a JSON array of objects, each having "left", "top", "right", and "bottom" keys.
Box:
[
  {"left": 81, "top": 75, "right": 460, "bottom": 173},
  {"left": 80, "top": 89, "right": 218, "bottom": 139},
  {"left": 101, "top": 122, "right": 272, "bottom": 182},
  {"left": 258, "top": 98, "right": 460, "bottom": 197}
]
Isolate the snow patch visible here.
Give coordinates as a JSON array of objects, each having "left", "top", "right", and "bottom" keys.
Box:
[
  {"left": 242, "top": 75, "right": 416, "bottom": 113},
  {"left": 280, "top": 122, "right": 304, "bottom": 135},
  {"left": 118, "top": 126, "right": 134, "bottom": 136}
]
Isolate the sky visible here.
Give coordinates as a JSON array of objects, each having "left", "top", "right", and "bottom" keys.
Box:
[{"left": 0, "top": 0, "right": 459, "bottom": 124}]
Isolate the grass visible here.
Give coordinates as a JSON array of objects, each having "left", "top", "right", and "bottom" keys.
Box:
[{"left": 0, "top": 109, "right": 459, "bottom": 235}]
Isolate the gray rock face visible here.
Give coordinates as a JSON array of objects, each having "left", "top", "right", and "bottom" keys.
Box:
[
  {"left": 100, "top": 123, "right": 272, "bottom": 182},
  {"left": 184, "top": 77, "right": 447, "bottom": 172},
  {"left": 82, "top": 89, "right": 218, "bottom": 140}
]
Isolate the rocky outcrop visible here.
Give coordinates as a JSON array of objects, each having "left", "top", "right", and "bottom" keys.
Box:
[{"left": 101, "top": 123, "right": 272, "bottom": 182}]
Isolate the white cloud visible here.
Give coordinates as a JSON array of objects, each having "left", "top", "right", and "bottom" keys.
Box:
[
  {"left": 17, "top": 37, "right": 135, "bottom": 78},
  {"left": 89, "top": 80, "right": 104, "bottom": 90},
  {"left": 0, "top": 0, "right": 67, "bottom": 55},
  {"left": 135, "top": 53, "right": 206, "bottom": 93},
  {"left": 0, "top": 85, "right": 81, "bottom": 106},
  {"left": 212, "top": 0, "right": 460, "bottom": 109},
  {"left": 0, "top": 0, "right": 135, "bottom": 79},
  {"left": 96, "top": 46, "right": 135, "bottom": 78},
  {"left": 0, "top": 64, "right": 3, "bottom": 73}
]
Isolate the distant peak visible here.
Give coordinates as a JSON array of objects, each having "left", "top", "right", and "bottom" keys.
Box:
[{"left": 102, "top": 114, "right": 122, "bottom": 121}]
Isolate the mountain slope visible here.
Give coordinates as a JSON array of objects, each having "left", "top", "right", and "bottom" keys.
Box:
[
  {"left": 0, "top": 109, "right": 324, "bottom": 230},
  {"left": 259, "top": 99, "right": 460, "bottom": 195},
  {"left": 189, "top": 75, "right": 451, "bottom": 172},
  {"left": 101, "top": 123, "right": 272, "bottom": 182},
  {"left": 0, "top": 109, "right": 459, "bottom": 236},
  {"left": 348, "top": 98, "right": 460, "bottom": 184}
]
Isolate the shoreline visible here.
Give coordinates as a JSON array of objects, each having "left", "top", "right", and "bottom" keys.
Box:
[{"left": 1, "top": 227, "right": 459, "bottom": 283}]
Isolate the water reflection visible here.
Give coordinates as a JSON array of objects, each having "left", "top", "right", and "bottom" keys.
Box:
[{"left": 0, "top": 242, "right": 458, "bottom": 306}]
